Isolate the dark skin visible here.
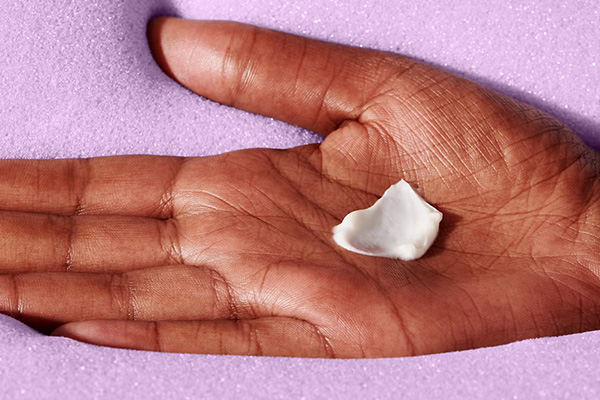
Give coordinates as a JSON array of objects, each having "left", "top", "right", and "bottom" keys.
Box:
[{"left": 0, "top": 17, "right": 598, "bottom": 358}]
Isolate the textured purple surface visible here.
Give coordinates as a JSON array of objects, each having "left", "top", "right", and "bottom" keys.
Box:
[
  {"left": 2, "top": 314, "right": 600, "bottom": 399},
  {"left": 0, "top": 0, "right": 599, "bottom": 399}
]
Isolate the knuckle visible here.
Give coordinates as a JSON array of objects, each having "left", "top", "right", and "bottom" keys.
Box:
[
  {"left": 67, "top": 158, "right": 90, "bottom": 216},
  {"left": 205, "top": 267, "right": 241, "bottom": 319},
  {"left": 108, "top": 272, "right": 135, "bottom": 320},
  {"left": 149, "top": 321, "right": 163, "bottom": 352},
  {"left": 157, "top": 218, "right": 184, "bottom": 265},
  {"left": 235, "top": 320, "right": 264, "bottom": 356},
  {"left": 222, "top": 25, "right": 262, "bottom": 104}
]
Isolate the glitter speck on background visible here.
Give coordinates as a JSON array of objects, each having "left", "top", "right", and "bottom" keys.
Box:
[{"left": 0, "top": 0, "right": 599, "bottom": 399}]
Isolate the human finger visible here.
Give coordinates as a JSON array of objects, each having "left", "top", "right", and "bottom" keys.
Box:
[
  {"left": 52, "top": 317, "right": 337, "bottom": 357},
  {"left": 0, "top": 211, "right": 184, "bottom": 272},
  {"left": 0, "top": 265, "right": 245, "bottom": 332},
  {"left": 0, "top": 156, "right": 185, "bottom": 218},
  {"left": 147, "top": 17, "right": 421, "bottom": 136}
]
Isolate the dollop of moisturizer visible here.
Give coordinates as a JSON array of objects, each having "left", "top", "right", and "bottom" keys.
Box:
[{"left": 332, "top": 180, "right": 442, "bottom": 261}]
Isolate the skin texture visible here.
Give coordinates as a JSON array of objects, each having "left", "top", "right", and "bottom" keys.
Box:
[{"left": 0, "top": 17, "right": 599, "bottom": 358}]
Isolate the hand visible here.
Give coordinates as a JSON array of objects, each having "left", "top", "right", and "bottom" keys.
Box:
[{"left": 1, "top": 17, "right": 598, "bottom": 358}]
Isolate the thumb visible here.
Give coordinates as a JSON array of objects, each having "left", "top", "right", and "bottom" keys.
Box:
[{"left": 146, "top": 17, "right": 419, "bottom": 136}]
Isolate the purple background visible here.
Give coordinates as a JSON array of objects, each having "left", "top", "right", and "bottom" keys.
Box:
[{"left": 0, "top": 0, "right": 599, "bottom": 398}]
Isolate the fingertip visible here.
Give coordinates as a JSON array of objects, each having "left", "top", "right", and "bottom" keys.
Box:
[
  {"left": 147, "top": 16, "right": 180, "bottom": 80},
  {"left": 50, "top": 321, "right": 120, "bottom": 349},
  {"left": 145, "top": 17, "right": 250, "bottom": 106},
  {"left": 51, "top": 320, "right": 156, "bottom": 351},
  {"left": 50, "top": 321, "right": 101, "bottom": 341}
]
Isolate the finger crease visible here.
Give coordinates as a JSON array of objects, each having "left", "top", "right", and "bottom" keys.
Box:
[
  {"left": 158, "top": 218, "right": 185, "bottom": 265},
  {"left": 226, "top": 26, "right": 259, "bottom": 108},
  {"left": 63, "top": 215, "right": 76, "bottom": 272},
  {"left": 152, "top": 321, "right": 163, "bottom": 352},
  {"left": 8, "top": 274, "right": 23, "bottom": 317},
  {"left": 110, "top": 272, "right": 136, "bottom": 320},
  {"left": 312, "top": 324, "right": 336, "bottom": 359},
  {"left": 158, "top": 158, "right": 186, "bottom": 219},
  {"left": 206, "top": 267, "right": 240, "bottom": 320},
  {"left": 249, "top": 324, "right": 264, "bottom": 356},
  {"left": 69, "top": 158, "right": 90, "bottom": 216}
]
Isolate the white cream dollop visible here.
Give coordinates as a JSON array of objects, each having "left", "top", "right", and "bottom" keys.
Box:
[{"left": 332, "top": 180, "right": 442, "bottom": 261}]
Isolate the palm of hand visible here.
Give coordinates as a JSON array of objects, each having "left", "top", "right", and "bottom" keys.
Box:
[{"left": 1, "top": 18, "right": 598, "bottom": 358}]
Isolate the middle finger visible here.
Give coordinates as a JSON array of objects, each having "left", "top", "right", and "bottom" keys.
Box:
[{"left": 0, "top": 211, "right": 183, "bottom": 272}]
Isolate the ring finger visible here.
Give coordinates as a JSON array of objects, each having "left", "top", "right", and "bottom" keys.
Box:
[{"left": 0, "top": 211, "right": 184, "bottom": 273}]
